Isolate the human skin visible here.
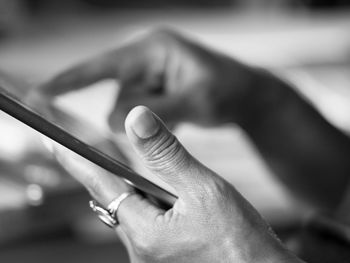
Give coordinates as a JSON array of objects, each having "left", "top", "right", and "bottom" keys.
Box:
[
  {"left": 55, "top": 106, "right": 303, "bottom": 263},
  {"left": 31, "top": 29, "right": 350, "bottom": 211},
  {"left": 29, "top": 29, "right": 350, "bottom": 261}
]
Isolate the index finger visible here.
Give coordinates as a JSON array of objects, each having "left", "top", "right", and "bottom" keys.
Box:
[
  {"left": 54, "top": 143, "right": 164, "bottom": 238},
  {"left": 54, "top": 143, "right": 132, "bottom": 204},
  {"left": 38, "top": 51, "right": 118, "bottom": 98}
]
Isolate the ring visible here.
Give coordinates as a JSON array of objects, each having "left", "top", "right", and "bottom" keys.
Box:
[
  {"left": 107, "top": 192, "right": 135, "bottom": 220},
  {"left": 89, "top": 191, "right": 135, "bottom": 228},
  {"left": 89, "top": 200, "right": 117, "bottom": 228}
]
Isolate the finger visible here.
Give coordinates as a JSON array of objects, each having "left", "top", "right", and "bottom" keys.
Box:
[
  {"left": 108, "top": 94, "right": 187, "bottom": 132},
  {"left": 38, "top": 35, "right": 162, "bottom": 99},
  {"left": 116, "top": 193, "right": 164, "bottom": 241},
  {"left": 38, "top": 52, "right": 117, "bottom": 98},
  {"left": 53, "top": 143, "right": 164, "bottom": 236},
  {"left": 124, "top": 106, "right": 215, "bottom": 199},
  {"left": 54, "top": 143, "right": 131, "bottom": 206},
  {"left": 38, "top": 29, "right": 172, "bottom": 100}
]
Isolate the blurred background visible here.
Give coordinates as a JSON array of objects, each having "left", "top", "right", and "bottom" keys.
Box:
[{"left": 0, "top": 0, "right": 349, "bottom": 262}]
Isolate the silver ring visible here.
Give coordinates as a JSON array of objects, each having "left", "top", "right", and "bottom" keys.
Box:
[
  {"left": 89, "top": 200, "right": 117, "bottom": 228},
  {"left": 89, "top": 191, "right": 135, "bottom": 228},
  {"left": 108, "top": 192, "right": 135, "bottom": 222}
]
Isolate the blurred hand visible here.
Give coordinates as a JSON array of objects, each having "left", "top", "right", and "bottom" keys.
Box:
[
  {"left": 58, "top": 106, "right": 302, "bottom": 263},
  {"left": 31, "top": 29, "right": 261, "bottom": 130}
]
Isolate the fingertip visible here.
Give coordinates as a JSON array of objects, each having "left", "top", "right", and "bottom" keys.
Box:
[{"left": 125, "top": 106, "right": 160, "bottom": 140}]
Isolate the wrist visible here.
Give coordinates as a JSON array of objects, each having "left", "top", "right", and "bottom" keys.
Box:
[
  {"left": 219, "top": 230, "right": 302, "bottom": 263},
  {"left": 235, "top": 68, "right": 296, "bottom": 131},
  {"left": 210, "top": 63, "right": 286, "bottom": 127}
]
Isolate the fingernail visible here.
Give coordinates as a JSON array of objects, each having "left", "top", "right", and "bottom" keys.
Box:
[{"left": 131, "top": 107, "right": 159, "bottom": 139}]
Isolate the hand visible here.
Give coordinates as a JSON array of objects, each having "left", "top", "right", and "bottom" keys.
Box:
[
  {"left": 58, "top": 106, "right": 302, "bottom": 263},
  {"left": 31, "top": 29, "right": 262, "bottom": 130}
]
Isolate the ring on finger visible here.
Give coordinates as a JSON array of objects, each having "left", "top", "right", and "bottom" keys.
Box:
[{"left": 89, "top": 191, "right": 136, "bottom": 228}]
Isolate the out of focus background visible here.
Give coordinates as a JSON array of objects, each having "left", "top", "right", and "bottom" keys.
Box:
[{"left": 0, "top": 0, "right": 349, "bottom": 262}]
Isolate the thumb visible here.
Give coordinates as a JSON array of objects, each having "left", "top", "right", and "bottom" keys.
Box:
[{"left": 125, "top": 106, "right": 214, "bottom": 199}]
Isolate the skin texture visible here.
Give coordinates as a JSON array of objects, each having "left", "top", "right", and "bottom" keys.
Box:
[
  {"left": 31, "top": 29, "right": 350, "bottom": 211},
  {"left": 56, "top": 106, "right": 302, "bottom": 263},
  {"left": 28, "top": 28, "right": 350, "bottom": 261},
  {"left": 30, "top": 29, "right": 255, "bottom": 128}
]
